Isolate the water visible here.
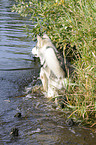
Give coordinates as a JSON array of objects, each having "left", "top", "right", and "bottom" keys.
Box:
[{"left": 0, "top": 0, "right": 96, "bottom": 144}]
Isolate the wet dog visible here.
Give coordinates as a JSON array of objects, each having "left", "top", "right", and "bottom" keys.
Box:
[{"left": 32, "top": 34, "right": 71, "bottom": 97}]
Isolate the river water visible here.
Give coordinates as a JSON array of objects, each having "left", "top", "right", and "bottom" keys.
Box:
[{"left": 0, "top": 0, "right": 96, "bottom": 145}]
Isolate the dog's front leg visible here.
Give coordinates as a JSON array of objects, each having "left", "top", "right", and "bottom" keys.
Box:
[
  {"left": 47, "top": 78, "right": 58, "bottom": 98},
  {"left": 40, "top": 68, "right": 48, "bottom": 92}
]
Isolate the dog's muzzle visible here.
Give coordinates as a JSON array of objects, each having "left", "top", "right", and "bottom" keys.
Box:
[{"left": 32, "top": 47, "right": 38, "bottom": 57}]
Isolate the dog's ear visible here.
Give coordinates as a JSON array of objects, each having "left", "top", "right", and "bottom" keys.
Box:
[
  {"left": 37, "top": 35, "right": 43, "bottom": 47},
  {"left": 43, "top": 34, "right": 50, "bottom": 39},
  {"left": 37, "top": 35, "right": 42, "bottom": 41}
]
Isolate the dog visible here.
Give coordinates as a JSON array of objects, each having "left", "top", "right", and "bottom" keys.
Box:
[{"left": 32, "top": 34, "right": 71, "bottom": 97}]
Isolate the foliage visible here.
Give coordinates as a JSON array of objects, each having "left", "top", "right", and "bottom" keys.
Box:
[{"left": 12, "top": 0, "right": 96, "bottom": 126}]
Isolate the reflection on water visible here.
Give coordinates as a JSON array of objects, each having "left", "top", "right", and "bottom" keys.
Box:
[{"left": 0, "top": 0, "right": 96, "bottom": 145}]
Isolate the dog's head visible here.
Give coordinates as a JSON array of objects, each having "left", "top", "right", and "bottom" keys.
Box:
[
  {"left": 32, "top": 34, "right": 49, "bottom": 54},
  {"left": 36, "top": 34, "right": 51, "bottom": 48},
  {"left": 32, "top": 34, "right": 51, "bottom": 63}
]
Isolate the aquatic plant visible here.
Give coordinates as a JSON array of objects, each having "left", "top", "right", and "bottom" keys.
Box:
[{"left": 12, "top": 0, "right": 96, "bottom": 126}]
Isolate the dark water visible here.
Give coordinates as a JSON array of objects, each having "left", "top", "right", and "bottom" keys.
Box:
[{"left": 0, "top": 0, "right": 96, "bottom": 145}]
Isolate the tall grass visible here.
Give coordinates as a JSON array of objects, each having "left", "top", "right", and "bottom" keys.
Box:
[{"left": 12, "top": 0, "right": 96, "bottom": 126}]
